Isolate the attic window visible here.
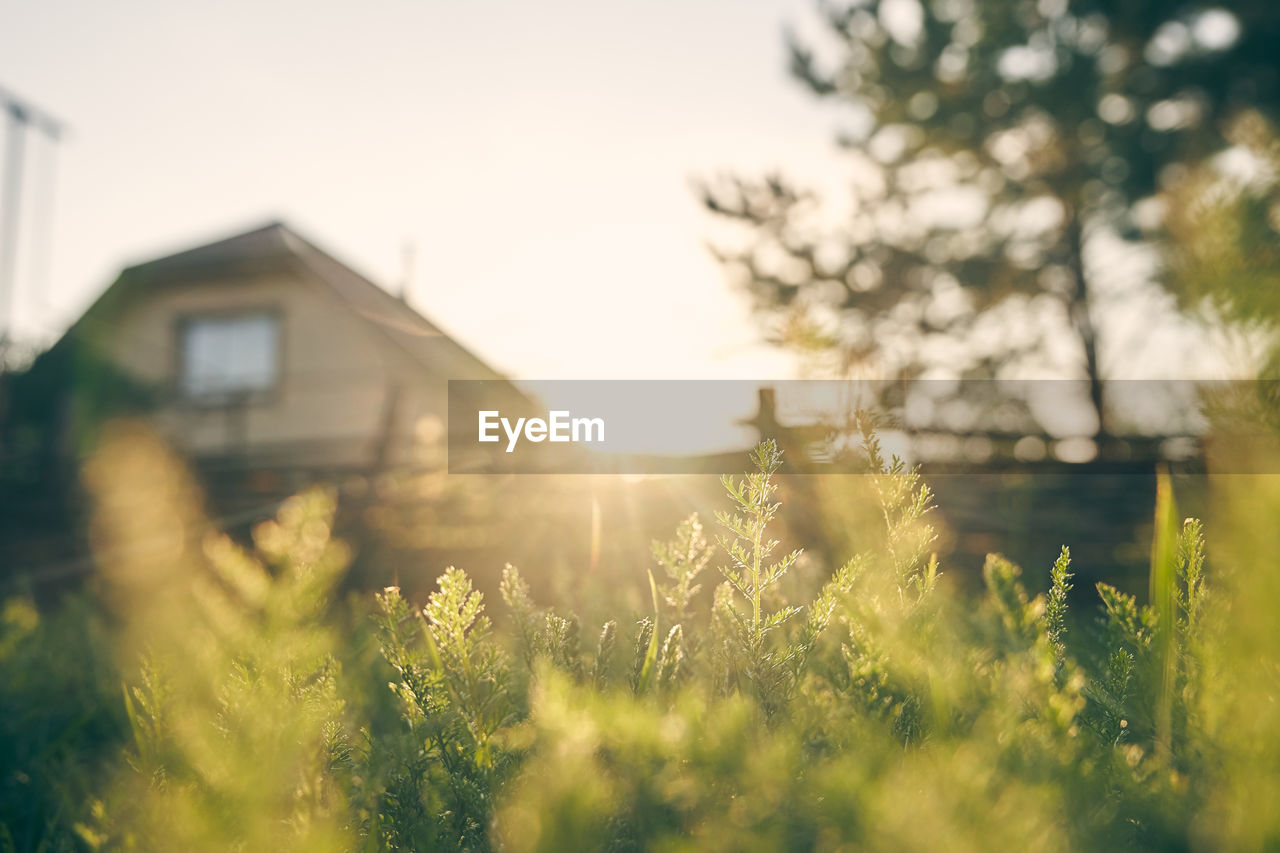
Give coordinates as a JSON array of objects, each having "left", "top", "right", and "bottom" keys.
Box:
[{"left": 179, "top": 312, "right": 280, "bottom": 400}]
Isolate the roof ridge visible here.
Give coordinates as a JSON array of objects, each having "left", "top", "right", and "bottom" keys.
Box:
[
  {"left": 277, "top": 222, "right": 517, "bottom": 379},
  {"left": 122, "top": 219, "right": 290, "bottom": 272},
  {"left": 275, "top": 225, "right": 447, "bottom": 336}
]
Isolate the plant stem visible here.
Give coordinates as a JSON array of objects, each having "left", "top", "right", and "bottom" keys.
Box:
[{"left": 752, "top": 496, "right": 763, "bottom": 646}]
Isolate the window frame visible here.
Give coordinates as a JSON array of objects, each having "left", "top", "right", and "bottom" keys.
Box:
[{"left": 173, "top": 307, "right": 285, "bottom": 407}]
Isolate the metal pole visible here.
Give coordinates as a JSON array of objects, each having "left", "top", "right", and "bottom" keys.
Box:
[
  {"left": 0, "top": 101, "right": 27, "bottom": 347},
  {"left": 0, "top": 87, "right": 65, "bottom": 351}
]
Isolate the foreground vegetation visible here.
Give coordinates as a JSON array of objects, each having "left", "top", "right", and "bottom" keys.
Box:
[{"left": 3, "top": 426, "right": 1279, "bottom": 852}]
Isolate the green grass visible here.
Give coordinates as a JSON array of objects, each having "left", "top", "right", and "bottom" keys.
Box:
[{"left": 4, "top": 432, "right": 1280, "bottom": 851}]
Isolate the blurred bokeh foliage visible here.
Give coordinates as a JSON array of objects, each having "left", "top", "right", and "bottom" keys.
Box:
[
  {"left": 3, "top": 427, "right": 1280, "bottom": 851},
  {"left": 703, "top": 0, "right": 1280, "bottom": 432},
  {"left": 1163, "top": 110, "right": 1280, "bottom": 364},
  {"left": 0, "top": 595, "right": 125, "bottom": 853}
]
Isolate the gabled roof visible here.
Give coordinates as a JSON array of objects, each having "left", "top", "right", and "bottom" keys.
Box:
[{"left": 59, "top": 220, "right": 521, "bottom": 390}]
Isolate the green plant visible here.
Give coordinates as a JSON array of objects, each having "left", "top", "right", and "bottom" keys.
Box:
[
  {"left": 651, "top": 513, "right": 711, "bottom": 633},
  {"left": 80, "top": 490, "right": 356, "bottom": 853},
  {"left": 14, "top": 436, "right": 1280, "bottom": 851},
  {"left": 710, "top": 439, "right": 805, "bottom": 714},
  {"left": 375, "top": 569, "right": 516, "bottom": 851}
]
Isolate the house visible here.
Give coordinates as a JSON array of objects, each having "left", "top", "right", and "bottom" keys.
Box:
[
  {"left": 0, "top": 221, "right": 536, "bottom": 593},
  {"left": 40, "top": 220, "right": 530, "bottom": 481}
]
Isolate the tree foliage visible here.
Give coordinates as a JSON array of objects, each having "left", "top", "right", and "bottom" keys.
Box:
[{"left": 703, "top": 0, "right": 1280, "bottom": 431}]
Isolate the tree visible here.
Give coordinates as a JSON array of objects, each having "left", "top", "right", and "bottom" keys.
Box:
[
  {"left": 1163, "top": 109, "right": 1280, "bottom": 371},
  {"left": 703, "top": 0, "right": 1280, "bottom": 436}
]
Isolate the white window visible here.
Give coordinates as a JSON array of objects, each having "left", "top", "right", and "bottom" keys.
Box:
[{"left": 179, "top": 312, "right": 280, "bottom": 400}]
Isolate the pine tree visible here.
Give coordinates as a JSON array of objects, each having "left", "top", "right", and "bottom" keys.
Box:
[{"left": 703, "top": 0, "right": 1280, "bottom": 434}]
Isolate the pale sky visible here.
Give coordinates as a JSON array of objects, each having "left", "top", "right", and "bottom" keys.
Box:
[
  {"left": 0, "top": 0, "right": 1244, "bottom": 388},
  {"left": 0, "top": 0, "right": 856, "bottom": 380}
]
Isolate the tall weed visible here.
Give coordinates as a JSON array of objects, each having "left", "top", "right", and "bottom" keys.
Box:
[{"left": 6, "top": 425, "right": 1280, "bottom": 851}]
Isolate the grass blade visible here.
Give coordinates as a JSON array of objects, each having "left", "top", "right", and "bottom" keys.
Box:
[
  {"left": 1150, "top": 466, "right": 1179, "bottom": 763},
  {"left": 637, "top": 570, "right": 661, "bottom": 693}
]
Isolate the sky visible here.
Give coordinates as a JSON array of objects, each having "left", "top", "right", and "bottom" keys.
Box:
[
  {"left": 0, "top": 0, "right": 1248, "bottom": 393},
  {"left": 0, "top": 0, "right": 857, "bottom": 380}
]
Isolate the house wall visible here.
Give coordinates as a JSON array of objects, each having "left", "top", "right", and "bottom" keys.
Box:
[{"left": 88, "top": 268, "right": 451, "bottom": 470}]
